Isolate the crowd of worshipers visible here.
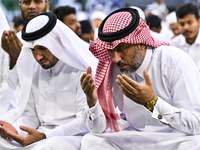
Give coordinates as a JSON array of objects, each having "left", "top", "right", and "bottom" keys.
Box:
[{"left": 0, "top": 0, "right": 200, "bottom": 149}]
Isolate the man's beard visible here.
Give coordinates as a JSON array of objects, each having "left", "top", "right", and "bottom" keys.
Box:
[
  {"left": 21, "top": 6, "right": 47, "bottom": 21},
  {"left": 115, "top": 46, "right": 144, "bottom": 74}
]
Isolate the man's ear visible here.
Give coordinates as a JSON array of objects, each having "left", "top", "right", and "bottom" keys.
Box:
[
  {"left": 138, "top": 44, "right": 147, "bottom": 57},
  {"left": 198, "top": 18, "right": 200, "bottom": 27},
  {"left": 138, "top": 44, "right": 146, "bottom": 51},
  {"left": 46, "top": 2, "right": 50, "bottom": 12}
]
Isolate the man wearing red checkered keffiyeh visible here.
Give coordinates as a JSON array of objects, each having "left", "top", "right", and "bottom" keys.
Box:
[{"left": 81, "top": 7, "right": 200, "bottom": 150}]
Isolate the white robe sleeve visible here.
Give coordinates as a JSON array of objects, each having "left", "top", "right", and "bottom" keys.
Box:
[
  {"left": 4, "top": 56, "right": 19, "bottom": 90},
  {"left": 82, "top": 100, "right": 107, "bottom": 133},
  {"left": 13, "top": 90, "right": 40, "bottom": 136},
  {"left": 152, "top": 56, "right": 200, "bottom": 135}
]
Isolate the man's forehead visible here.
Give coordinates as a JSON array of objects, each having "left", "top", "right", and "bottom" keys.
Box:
[
  {"left": 34, "top": 45, "right": 47, "bottom": 49},
  {"left": 20, "top": 0, "right": 48, "bottom": 3},
  {"left": 108, "top": 43, "right": 134, "bottom": 50}
]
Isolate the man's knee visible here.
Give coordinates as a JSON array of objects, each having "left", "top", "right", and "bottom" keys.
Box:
[{"left": 39, "top": 136, "right": 79, "bottom": 150}]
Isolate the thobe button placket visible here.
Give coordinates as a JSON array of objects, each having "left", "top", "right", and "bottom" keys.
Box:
[{"left": 158, "top": 114, "right": 163, "bottom": 119}]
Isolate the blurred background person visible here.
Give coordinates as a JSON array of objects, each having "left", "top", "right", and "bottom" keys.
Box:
[
  {"left": 165, "top": 11, "right": 180, "bottom": 39},
  {"left": 146, "top": 0, "right": 169, "bottom": 19},
  {"left": 89, "top": 4, "right": 106, "bottom": 40},
  {"left": 12, "top": 16, "right": 27, "bottom": 33},
  {"left": 80, "top": 20, "right": 94, "bottom": 43},
  {"left": 52, "top": 5, "right": 82, "bottom": 37},
  {"left": 171, "top": 3, "right": 200, "bottom": 71},
  {"left": 146, "top": 15, "right": 162, "bottom": 33}
]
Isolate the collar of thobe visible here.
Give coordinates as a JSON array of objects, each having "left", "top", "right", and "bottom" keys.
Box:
[
  {"left": 180, "top": 28, "right": 200, "bottom": 46},
  {"left": 45, "top": 60, "right": 64, "bottom": 76},
  {"left": 130, "top": 46, "right": 152, "bottom": 81},
  {"left": 194, "top": 28, "right": 200, "bottom": 45}
]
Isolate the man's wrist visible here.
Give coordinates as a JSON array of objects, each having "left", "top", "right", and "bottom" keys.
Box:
[
  {"left": 9, "top": 56, "right": 17, "bottom": 70},
  {"left": 88, "top": 100, "right": 97, "bottom": 108},
  {"left": 39, "top": 132, "right": 46, "bottom": 140},
  {"left": 144, "top": 94, "right": 158, "bottom": 112}
]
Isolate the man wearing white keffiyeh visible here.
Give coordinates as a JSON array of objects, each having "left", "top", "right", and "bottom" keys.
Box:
[
  {"left": 0, "top": 12, "right": 98, "bottom": 150},
  {"left": 80, "top": 8, "right": 200, "bottom": 150}
]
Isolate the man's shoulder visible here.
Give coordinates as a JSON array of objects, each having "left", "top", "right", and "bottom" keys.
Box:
[
  {"left": 153, "top": 45, "right": 190, "bottom": 65},
  {"left": 170, "top": 34, "right": 185, "bottom": 46}
]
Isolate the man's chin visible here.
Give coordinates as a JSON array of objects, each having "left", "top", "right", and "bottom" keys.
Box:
[
  {"left": 120, "top": 69, "right": 131, "bottom": 75},
  {"left": 41, "top": 65, "right": 50, "bottom": 69}
]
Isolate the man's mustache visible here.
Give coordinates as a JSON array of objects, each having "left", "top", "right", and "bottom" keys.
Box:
[
  {"left": 115, "top": 61, "right": 130, "bottom": 66},
  {"left": 183, "top": 30, "right": 192, "bottom": 34}
]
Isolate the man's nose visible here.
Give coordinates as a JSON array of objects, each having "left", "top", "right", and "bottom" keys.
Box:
[
  {"left": 112, "top": 52, "right": 122, "bottom": 63},
  {"left": 29, "top": 1, "right": 36, "bottom": 9},
  {"left": 35, "top": 53, "right": 43, "bottom": 62},
  {"left": 183, "top": 23, "right": 190, "bottom": 30}
]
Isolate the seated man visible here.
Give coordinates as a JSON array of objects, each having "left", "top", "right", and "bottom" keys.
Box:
[
  {"left": 81, "top": 8, "right": 200, "bottom": 149},
  {"left": 0, "top": 12, "right": 97, "bottom": 150}
]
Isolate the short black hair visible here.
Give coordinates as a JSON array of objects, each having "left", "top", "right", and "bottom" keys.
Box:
[
  {"left": 176, "top": 3, "right": 199, "bottom": 20},
  {"left": 80, "top": 20, "right": 92, "bottom": 34},
  {"left": 52, "top": 5, "right": 76, "bottom": 22},
  {"left": 13, "top": 16, "right": 27, "bottom": 28},
  {"left": 146, "top": 15, "right": 161, "bottom": 29}
]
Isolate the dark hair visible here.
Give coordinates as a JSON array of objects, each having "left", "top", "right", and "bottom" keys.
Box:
[
  {"left": 52, "top": 5, "right": 76, "bottom": 22},
  {"left": 146, "top": 15, "right": 161, "bottom": 29},
  {"left": 176, "top": 3, "right": 199, "bottom": 20},
  {"left": 13, "top": 16, "right": 27, "bottom": 28},
  {"left": 80, "top": 20, "right": 92, "bottom": 34}
]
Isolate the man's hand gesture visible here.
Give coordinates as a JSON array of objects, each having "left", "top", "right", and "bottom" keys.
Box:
[
  {"left": 6, "top": 126, "right": 46, "bottom": 146},
  {"left": 0, "top": 120, "right": 18, "bottom": 141},
  {"left": 80, "top": 66, "right": 98, "bottom": 108},
  {"left": 1, "top": 30, "right": 23, "bottom": 69},
  {"left": 116, "top": 69, "right": 155, "bottom": 105}
]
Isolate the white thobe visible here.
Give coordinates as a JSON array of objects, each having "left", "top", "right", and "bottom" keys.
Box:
[
  {"left": 0, "top": 6, "right": 17, "bottom": 116},
  {"left": 82, "top": 46, "right": 200, "bottom": 150},
  {"left": 150, "top": 30, "right": 168, "bottom": 42},
  {"left": 0, "top": 60, "right": 89, "bottom": 150},
  {"left": 170, "top": 29, "right": 200, "bottom": 72},
  {"left": 0, "top": 48, "right": 16, "bottom": 116}
]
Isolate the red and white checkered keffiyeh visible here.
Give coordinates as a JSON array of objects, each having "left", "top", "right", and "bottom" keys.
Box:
[{"left": 90, "top": 11, "right": 170, "bottom": 132}]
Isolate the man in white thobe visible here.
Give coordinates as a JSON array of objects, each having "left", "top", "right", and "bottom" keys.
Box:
[
  {"left": 0, "top": 6, "right": 16, "bottom": 116},
  {"left": 0, "top": 12, "right": 98, "bottom": 150},
  {"left": 80, "top": 8, "right": 200, "bottom": 150},
  {"left": 0, "top": 0, "right": 50, "bottom": 123},
  {"left": 170, "top": 3, "right": 200, "bottom": 71}
]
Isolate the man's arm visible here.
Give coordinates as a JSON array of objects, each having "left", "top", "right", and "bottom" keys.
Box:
[
  {"left": 117, "top": 55, "right": 200, "bottom": 135},
  {"left": 151, "top": 57, "right": 200, "bottom": 135},
  {"left": 12, "top": 89, "right": 40, "bottom": 136},
  {"left": 0, "top": 120, "right": 18, "bottom": 141},
  {"left": 6, "top": 126, "right": 45, "bottom": 146},
  {"left": 80, "top": 67, "right": 107, "bottom": 133}
]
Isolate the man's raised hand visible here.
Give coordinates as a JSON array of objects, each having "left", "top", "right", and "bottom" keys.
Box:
[
  {"left": 80, "top": 66, "right": 97, "bottom": 108},
  {"left": 1, "top": 30, "right": 23, "bottom": 69},
  {"left": 116, "top": 69, "right": 155, "bottom": 105}
]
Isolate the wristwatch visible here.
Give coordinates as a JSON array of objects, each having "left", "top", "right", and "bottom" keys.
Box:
[{"left": 144, "top": 94, "right": 158, "bottom": 112}]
